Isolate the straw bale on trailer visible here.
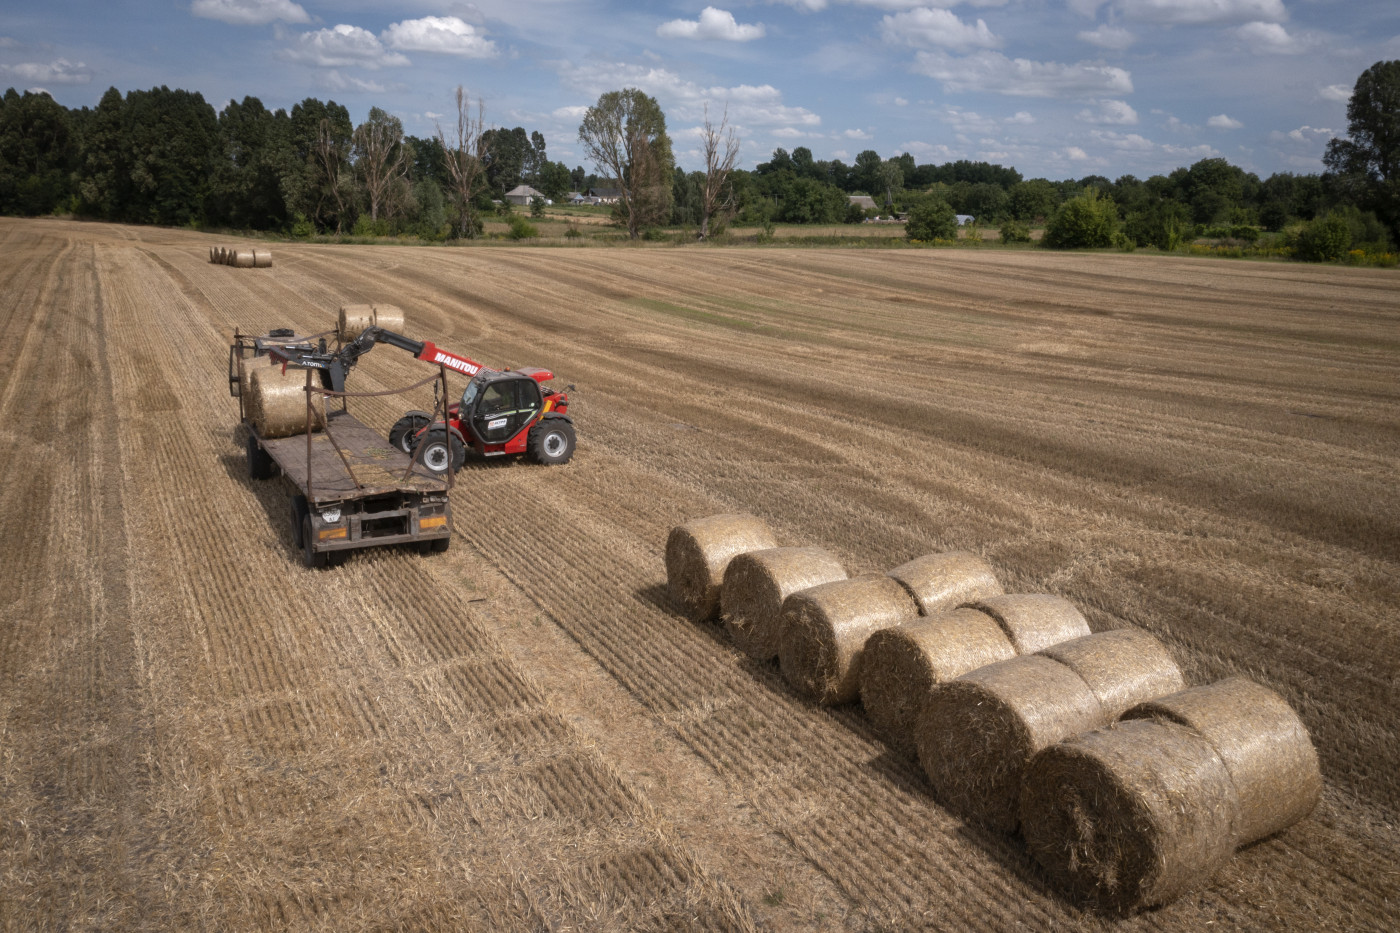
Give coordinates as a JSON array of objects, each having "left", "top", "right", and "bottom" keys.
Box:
[
  {"left": 721, "top": 547, "right": 846, "bottom": 660},
  {"left": 860, "top": 607, "right": 1015, "bottom": 755},
  {"left": 888, "top": 551, "right": 1003, "bottom": 615},
  {"left": 339, "top": 303, "right": 406, "bottom": 340},
  {"left": 778, "top": 575, "right": 920, "bottom": 705},
  {"left": 918, "top": 655, "right": 1106, "bottom": 830},
  {"left": 1039, "top": 629, "right": 1184, "bottom": 718},
  {"left": 248, "top": 365, "right": 325, "bottom": 439},
  {"left": 963, "top": 594, "right": 1090, "bottom": 654},
  {"left": 253, "top": 249, "right": 273, "bottom": 268},
  {"left": 666, "top": 514, "right": 777, "bottom": 622},
  {"left": 1125, "top": 677, "right": 1320, "bottom": 846},
  {"left": 1020, "top": 718, "right": 1241, "bottom": 911}
]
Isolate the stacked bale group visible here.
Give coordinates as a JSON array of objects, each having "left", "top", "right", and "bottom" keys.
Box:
[
  {"left": 721, "top": 547, "right": 846, "bottom": 660},
  {"left": 964, "top": 594, "right": 1091, "bottom": 653},
  {"left": 888, "top": 551, "right": 1003, "bottom": 614},
  {"left": 665, "top": 514, "right": 777, "bottom": 622},
  {"left": 210, "top": 245, "right": 272, "bottom": 267},
  {"left": 339, "top": 303, "right": 406, "bottom": 340},
  {"left": 1021, "top": 677, "right": 1319, "bottom": 911},
  {"left": 778, "top": 575, "right": 920, "bottom": 705},
  {"left": 918, "top": 630, "right": 1183, "bottom": 831}
]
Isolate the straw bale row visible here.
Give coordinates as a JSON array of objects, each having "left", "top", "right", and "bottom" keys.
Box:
[
  {"left": 338, "top": 303, "right": 405, "bottom": 340},
  {"left": 209, "top": 245, "right": 272, "bottom": 268}
]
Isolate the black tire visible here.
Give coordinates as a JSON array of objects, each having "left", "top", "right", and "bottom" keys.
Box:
[
  {"left": 528, "top": 419, "right": 576, "bottom": 465},
  {"left": 301, "top": 514, "right": 328, "bottom": 568},
  {"left": 430, "top": 535, "right": 451, "bottom": 553},
  {"left": 291, "top": 495, "right": 309, "bottom": 549},
  {"left": 419, "top": 429, "right": 465, "bottom": 475},
  {"left": 247, "top": 432, "right": 276, "bottom": 480},
  {"left": 389, "top": 412, "right": 432, "bottom": 455}
]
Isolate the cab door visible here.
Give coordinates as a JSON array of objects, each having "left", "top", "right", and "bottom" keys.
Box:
[{"left": 471, "top": 376, "right": 542, "bottom": 446}]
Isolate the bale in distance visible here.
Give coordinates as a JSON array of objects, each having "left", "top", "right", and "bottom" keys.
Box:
[
  {"left": 721, "top": 547, "right": 846, "bottom": 660},
  {"left": 888, "top": 551, "right": 1004, "bottom": 615},
  {"left": 778, "top": 575, "right": 921, "bottom": 705},
  {"left": 232, "top": 249, "right": 255, "bottom": 268},
  {"left": 964, "top": 594, "right": 1091, "bottom": 654},
  {"left": 209, "top": 246, "right": 216, "bottom": 263},
  {"left": 919, "top": 655, "right": 1106, "bottom": 830},
  {"left": 248, "top": 365, "right": 325, "bottom": 439},
  {"left": 253, "top": 249, "right": 273, "bottom": 268},
  {"left": 665, "top": 514, "right": 778, "bottom": 622},
  {"left": 860, "top": 607, "right": 1016, "bottom": 756},
  {"left": 1020, "top": 718, "right": 1241, "bottom": 912},
  {"left": 338, "top": 303, "right": 406, "bottom": 340},
  {"left": 1125, "top": 677, "right": 1321, "bottom": 846},
  {"left": 1038, "top": 629, "right": 1184, "bottom": 719}
]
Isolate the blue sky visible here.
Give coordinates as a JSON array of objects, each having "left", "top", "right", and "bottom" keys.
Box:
[{"left": 3, "top": 1, "right": 1397, "bottom": 180}]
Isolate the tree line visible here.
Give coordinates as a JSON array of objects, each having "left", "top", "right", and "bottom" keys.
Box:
[{"left": 1, "top": 61, "right": 1395, "bottom": 253}]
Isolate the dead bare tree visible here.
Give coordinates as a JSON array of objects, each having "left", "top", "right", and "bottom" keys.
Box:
[
  {"left": 699, "top": 103, "right": 740, "bottom": 240},
  {"left": 314, "top": 117, "right": 352, "bottom": 233},
  {"left": 437, "top": 86, "right": 489, "bottom": 239},
  {"left": 352, "top": 107, "right": 409, "bottom": 224}
]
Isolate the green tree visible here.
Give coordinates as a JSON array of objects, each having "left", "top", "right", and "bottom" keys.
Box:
[
  {"left": 283, "top": 97, "right": 354, "bottom": 233},
  {"left": 1292, "top": 213, "right": 1352, "bottom": 261},
  {"left": 0, "top": 89, "right": 74, "bottom": 215},
  {"left": 436, "top": 86, "right": 488, "bottom": 239},
  {"left": 208, "top": 96, "right": 292, "bottom": 229},
  {"left": 1125, "top": 200, "right": 1190, "bottom": 251},
  {"left": 482, "top": 126, "right": 529, "bottom": 195},
  {"left": 352, "top": 106, "right": 409, "bottom": 224},
  {"left": 578, "top": 88, "right": 674, "bottom": 239},
  {"left": 1324, "top": 60, "right": 1400, "bottom": 241},
  {"left": 1008, "top": 179, "right": 1059, "bottom": 222},
  {"left": 905, "top": 198, "right": 958, "bottom": 241},
  {"left": 1043, "top": 187, "right": 1118, "bottom": 249}
]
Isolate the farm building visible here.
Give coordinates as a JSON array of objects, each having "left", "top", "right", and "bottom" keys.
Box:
[
  {"left": 504, "top": 185, "right": 548, "bottom": 206},
  {"left": 848, "top": 195, "right": 877, "bottom": 211}
]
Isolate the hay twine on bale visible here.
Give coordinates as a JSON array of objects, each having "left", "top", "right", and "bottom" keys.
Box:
[
  {"left": 253, "top": 249, "right": 273, "bottom": 268},
  {"left": 721, "top": 547, "right": 846, "bottom": 661},
  {"left": 1039, "top": 629, "right": 1184, "bottom": 719},
  {"left": 889, "top": 551, "right": 1004, "bottom": 615},
  {"left": 665, "top": 514, "right": 778, "bottom": 622},
  {"left": 860, "top": 607, "right": 1016, "bottom": 756},
  {"left": 778, "top": 575, "right": 921, "bottom": 706},
  {"left": 964, "top": 594, "right": 1091, "bottom": 655},
  {"left": 338, "top": 303, "right": 406, "bottom": 340},
  {"left": 917, "top": 654, "right": 1107, "bottom": 831},
  {"left": 1125, "top": 677, "right": 1321, "bottom": 846},
  {"left": 1020, "top": 717, "right": 1241, "bottom": 912},
  {"left": 248, "top": 365, "right": 325, "bottom": 439}
]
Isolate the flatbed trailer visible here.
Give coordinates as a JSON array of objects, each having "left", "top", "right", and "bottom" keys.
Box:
[{"left": 233, "top": 329, "right": 454, "bottom": 568}]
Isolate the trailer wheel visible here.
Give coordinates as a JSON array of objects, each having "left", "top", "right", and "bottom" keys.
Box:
[
  {"left": 430, "top": 535, "right": 451, "bottom": 553},
  {"left": 291, "top": 496, "right": 309, "bottom": 549},
  {"left": 301, "top": 514, "right": 329, "bottom": 569},
  {"left": 247, "top": 433, "right": 277, "bottom": 480},
  {"left": 420, "top": 429, "right": 464, "bottom": 475},
  {"left": 528, "top": 420, "right": 576, "bottom": 466},
  {"left": 389, "top": 412, "right": 432, "bottom": 455}
]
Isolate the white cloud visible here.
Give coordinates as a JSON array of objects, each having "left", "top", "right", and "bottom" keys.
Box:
[
  {"left": 1006, "top": 111, "right": 1034, "bottom": 124},
  {"left": 777, "top": 0, "right": 1008, "bottom": 9},
  {"left": 1090, "top": 130, "right": 1157, "bottom": 151},
  {"left": 657, "top": 7, "right": 765, "bottom": 41},
  {"left": 1236, "top": 21, "right": 1305, "bottom": 54},
  {"left": 912, "top": 50, "right": 1133, "bottom": 97},
  {"left": 552, "top": 104, "right": 589, "bottom": 120},
  {"left": 1273, "top": 125, "right": 1332, "bottom": 144},
  {"left": 1065, "top": 146, "right": 1090, "bottom": 161},
  {"left": 1113, "top": 0, "right": 1286, "bottom": 26},
  {"left": 1079, "top": 99, "right": 1139, "bottom": 125},
  {"left": 1207, "top": 113, "right": 1243, "bottom": 129},
  {"left": 282, "top": 24, "right": 410, "bottom": 69},
  {"left": 558, "top": 61, "right": 821, "bottom": 128},
  {"left": 383, "top": 16, "right": 497, "bottom": 57},
  {"left": 321, "top": 70, "right": 386, "bottom": 94},
  {"left": 894, "top": 96, "right": 908, "bottom": 106},
  {"left": 844, "top": 128, "right": 872, "bottom": 138},
  {"left": 881, "top": 9, "right": 1001, "bottom": 51},
  {"left": 0, "top": 58, "right": 92, "bottom": 85},
  {"left": 1079, "top": 25, "right": 1136, "bottom": 50},
  {"left": 1318, "top": 84, "right": 1350, "bottom": 103},
  {"left": 190, "top": 0, "right": 309, "bottom": 25}
]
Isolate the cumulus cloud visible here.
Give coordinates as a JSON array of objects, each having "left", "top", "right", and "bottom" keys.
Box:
[
  {"left": 282, "top": 24, "right": 410, "bottom": 69},
  {"left": 1114, "top": 0, "right": 1286, "bottom": 25},
  {"left": 881, "top": 9, "right": 1001, "bottom": 51},
  {"left": 191, "top": 0, "right": 309, "bottom": 25},
  {"left": 383, "top": 16, "right": 497, "bottom": 57},
  {"left": 1273, "top": 125, "right": 1333, "bottom": 145},
  {"left": 1236, "top": 21, "right": 1306, "bottom": 53},
  {"left": 1318, "top": 84, "right": 1351, "bottom": 102},
  {"left": 558, "top": 61, "right": 821, "bottom": 129},
  {"left": 1079, "top": 99, "right": 1139, "bottom": 125},
  {"left": 844, "top": 128, "right": 872, "bottom": 138},
  {"left": 1006, "top": 111, "right": 1034, "bottom": 124},
  {"left": 1207, "top": 113, "right": 1243, "bottom": 129},
  {"left": 1079, "top": 25, "right": 1135, "bottom": 50},
  {"left": 0, "top": 58, "right": 93, "bottom": 84},
  {"left": 912, "top": 50, "right": 1132, "bottom": 97},
  {"left": 321, "top": 70, "right": 386, "bottom": 94},
  {"left": 657, "top": 7, "right": 765, "bottom": 41},
  {"left": 777, "top": 0, "right": 1008, "bottom": 10},
  {"left": 1065, "top": 146, "right": 1090, "bottom": 161}
]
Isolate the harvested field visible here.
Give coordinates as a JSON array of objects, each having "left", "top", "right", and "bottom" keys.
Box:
[{"left": 1, "top": 217, "right": 1397, "bottom": 931}]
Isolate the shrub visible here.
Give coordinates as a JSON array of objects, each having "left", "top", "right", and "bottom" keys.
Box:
[
  {"left": 290, "top": 213, "right": 315, "bottom": 238},
  {"left": 1043, "top": 188, "right": 1118, "bottom": 249},
  {"left": 905, "top": 198, "right": 958, "bottom": 242},
  {"left": 508, "top": 215, "right": 539, "bottom": 240},
  {"left": 530, "top": 195, "right": 546, "bottom": 218},
  {"left": 999, "top": 219, "right": 1032, "bottom": 243},
  {"left": 1293, "top": 214, "right": 1351, "bottom": 262},
  {"left": 564, "top": 224, "right": 582, "bottom": 239},
  {"left": 1124, "top": 201, "right": 1190, "bottom": 251}
]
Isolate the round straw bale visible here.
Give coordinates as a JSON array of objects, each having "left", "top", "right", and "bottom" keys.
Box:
[
  {"left": 918, "top": 654, "right": 1106, "bottom": 831},
  {"left": 209, "top": 246, "right": 216, "bottom": 263},
  {"left": 860, "top": 607, "right": 1016, "bottom": 755},
  {"left": 964, "top": 594, "right": 1091, "bottom": 655},
  {"left": 253, "top": 249, "right": 273, "bottom": 268},
  {"left": 665, "top": 514, "right": 778, "bottom": 622},
  {"left": 1039, "top": 629, "right": 1184, "bottom": 719},
  {"left": 339, "top": 304, "right": 376, "bottom": 339},
  {"left": 232, "top": 249, "right": 255, "bottom": 268},
  {"left": 779, "top": 575, "right": 921, "bottom": 705},
  {"left": 1124, "top": 677, "right": 1320, "bottom": 846},
  {"left": 721, "top": 547, "right": 846, "bottom": 660},
  {"left": 372, "top": 303, "right": 405, "bottom": 332},
  {"left": 248, "top": 365, "right": 324, "bottom": 439},
  {"left": 237, "top": 353, "right": 276, "bottom": 403},
  {"left": 1020, "top": 718, "right": 1241, "bottom": 911},
  {"left": 889, "top": 551, "right": 1004, "bottom": 615}
]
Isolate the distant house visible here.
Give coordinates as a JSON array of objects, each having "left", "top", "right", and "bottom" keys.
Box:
[
  {"left": 504, "top": 185, "right": 547, "bottom": 206},
  {"left": 589, "top": 187, "right": 624, "bottom": 204},
  {"left": 566, "top": 191, "right": 586, "bottom": 204},
  {"left": 955, "top": 214, "right": 976, "bottom": 226},
  {"left": 848, "top": 195, "right": 877, "bottom": 211}
]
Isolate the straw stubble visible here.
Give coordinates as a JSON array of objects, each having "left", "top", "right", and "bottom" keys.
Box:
[{"left": 665, "top": 514, "right": 778, "bottom": 622}]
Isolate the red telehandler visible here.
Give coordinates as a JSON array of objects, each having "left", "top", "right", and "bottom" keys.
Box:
[{"left": 275, "top": 326, "right": 576, "bottom": 475}]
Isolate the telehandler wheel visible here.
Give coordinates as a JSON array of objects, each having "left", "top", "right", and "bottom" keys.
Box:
[
  {"left": 420, "top": 429, "right": 465, "bottom": 475},
  {"left": 247, "top": 433, "right": 277, "bottom": 480},
  {"left": 528, "top": 420, "right": 576, "bottom": 466},
  {"left": 389, "top": 412, "right": 432, "bottom": 455}
]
